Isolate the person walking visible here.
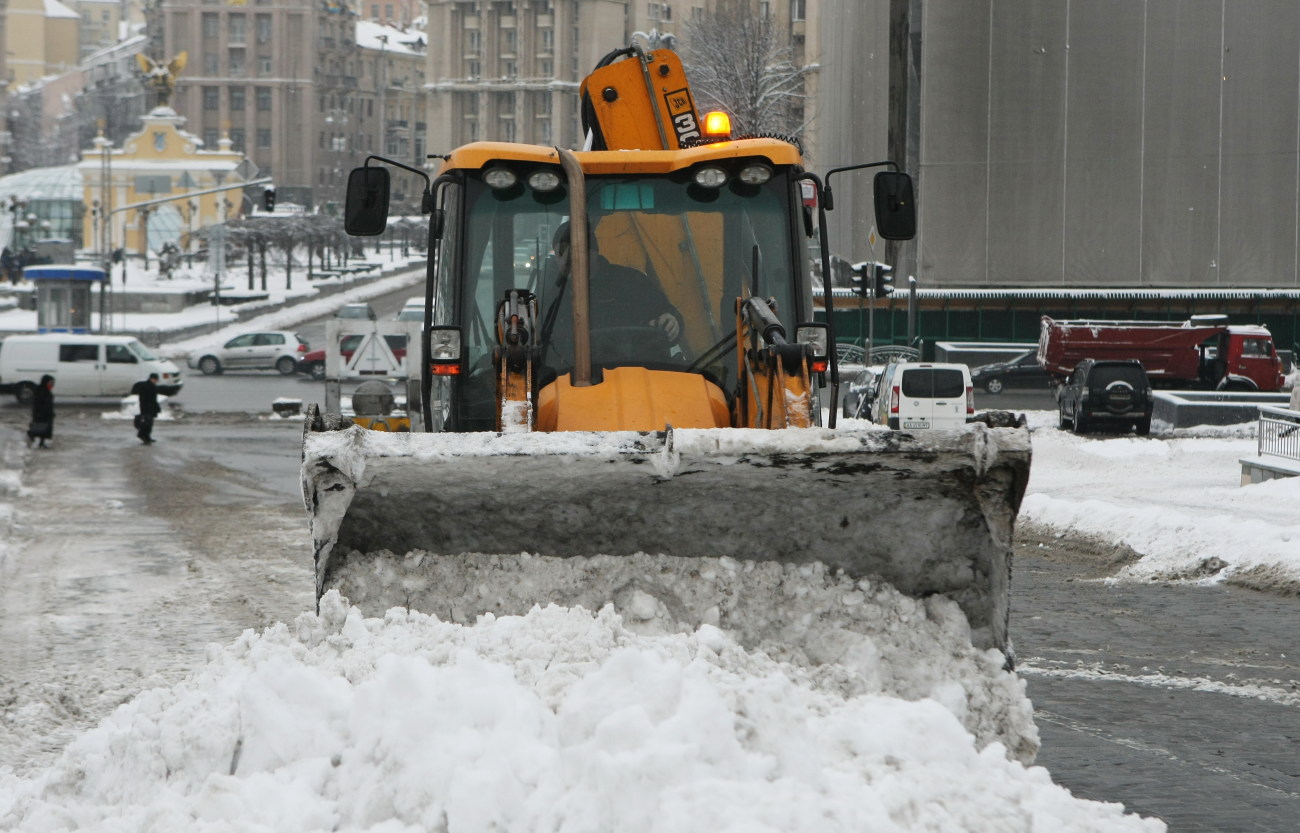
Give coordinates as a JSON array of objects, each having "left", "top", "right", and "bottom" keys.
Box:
[
  {"left": 27, "top": 375, "right": 55, "bottom": 448},
  {"left": 131, "top": 373, "right": 161, "bottom": 444}
]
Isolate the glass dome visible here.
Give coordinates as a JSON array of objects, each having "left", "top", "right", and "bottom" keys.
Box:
[{"left": 0, "top": 164, "right": 85, "bottom": 252}]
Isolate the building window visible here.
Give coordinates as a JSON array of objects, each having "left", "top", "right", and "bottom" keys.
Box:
[
  {"left": 255, "top": 15, "right": 271, "bottom": 43},
  {"left": 466, "top": 29, "right": 480, "bottom": 54},
  {"left": 229, "top": 48, "right": 246, "bottom": 76},
  {"left": 540, "top": 59, "right": 553, "bottom": 77},
  {"left": 229, "top": 14, "right": 246, "bottom": 42},
  {"left": 203, "top": 88, "right": 219, "bottom": 110},
  {"left": 229, "top": 129, "right": 245, "bottom": 151},
  {"left": 230, "top": 88, "right": 245, "bottom": 110},
  {"left": 791, "top": 0, "right": 805, "bottom": 21},
  {"left": 259, "top": 56, "right": 272, "bottom": 73},
  {"left": 256, "top": 87, "right": 271, "bottom": 110},
  {"left": 204, "top": 53, "right": 220, "bottom": 74},
  {"left": 540, "top": 28, "right": 553, "bottom": 53},
  {"left": 502, "top": 29, "right": 516, "bottom": 55},
  {"left": 202, "top": 13, "right": 219, "bottom": 38},
  {"left": 468, "top": 60, "right": 480, "bottom": 79},
  {"left": 258, "top": 128, "right": 272, "bottom": 148},
  {"left": 203, "top": 128, "right": 219, "bottom": 146},
  {"left": 385, "top": 4, "right": 393, "bottom": 18},
  {"left": 760, "top": 1, "right": 770, "bottom": 18}
]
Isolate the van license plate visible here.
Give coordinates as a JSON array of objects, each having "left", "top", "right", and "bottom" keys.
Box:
[{"left": 903, "top": 421, "right": 930, "bottom": 429}]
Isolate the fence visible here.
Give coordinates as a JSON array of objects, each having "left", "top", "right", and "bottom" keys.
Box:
[{"left": 1257, "top": 406, "right": 1300, "bottom": 465}]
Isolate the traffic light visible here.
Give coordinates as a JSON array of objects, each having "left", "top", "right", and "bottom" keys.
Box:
[
  {"left": 873, "top": 262, "right": 894, "bottom": 299},
  {"left": 262, "top": 186, "right": 276, "bottom": 212}
]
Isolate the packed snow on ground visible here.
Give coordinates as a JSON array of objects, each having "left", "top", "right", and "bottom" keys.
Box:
[{"left": 1015, "top": 411, "right": 1300, "bottom": 594}]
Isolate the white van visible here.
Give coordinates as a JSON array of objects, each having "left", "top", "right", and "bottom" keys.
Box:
[
  {"left": 872, "top": 361, "right": 973, "bottom": 430},
  {"left": 0, "top": 334, "right": 184, "bottom": 404}
]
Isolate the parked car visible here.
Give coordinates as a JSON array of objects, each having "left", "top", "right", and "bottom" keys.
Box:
[
  {"left": 298, "top": 334, "right": 408, "bottom": 380},
  {"left": 872, "top": 361, "right": 974, "bottom": 430},
  {"left": 970, "top": 350, "right": 1053, "bottom": 394},
  {"left": 188, "top": 331, "right": 309, "bottom": 376},
  {"left": 395, "top": 306, "right": 425, "bottom": 322},
  {"left": 1057, "top": 358, "right": 1153, "bottom": 435},
  {"left": 335, "top": 302, "right": 377, "bottom": 320}
]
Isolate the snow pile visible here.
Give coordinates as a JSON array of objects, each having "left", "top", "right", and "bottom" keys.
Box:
[
  {"left": 0, "top": 593, "right": 1162, "bottom": 833},
  {"left": 327, "top": 551, "right": 1037, "bottom": 758},
  {"left": 1020, "top": 418, "right": 1300, "bottom": 593}
]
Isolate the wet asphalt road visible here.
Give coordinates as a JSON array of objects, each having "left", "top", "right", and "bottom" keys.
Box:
[{"left": 1014, "top": 534, "right": 1300, "bottom": 831}]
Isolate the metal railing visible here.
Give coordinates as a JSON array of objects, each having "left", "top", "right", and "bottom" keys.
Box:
[{"left": 1257, "top": 405, "right": 1300, "bottom": 463}]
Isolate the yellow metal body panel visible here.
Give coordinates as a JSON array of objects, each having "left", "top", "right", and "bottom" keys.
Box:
[
  {"left": 439, "top": 139, "right": 802, "bottom": 176},
  {"left": 535, "top": 366, "right": 731, "bottom": 432}
]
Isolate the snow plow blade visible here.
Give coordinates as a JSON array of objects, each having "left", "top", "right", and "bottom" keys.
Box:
[{"left": 303, "top": 416, "right": 1031, "bottom": 653}]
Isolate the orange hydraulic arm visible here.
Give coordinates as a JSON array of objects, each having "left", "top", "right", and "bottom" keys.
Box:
[
  {"left": 733, "top": 297, "right": 818, "bottom": 429},
  {"left": 579, "top": 46, "right": 702, "bottom": 151}
]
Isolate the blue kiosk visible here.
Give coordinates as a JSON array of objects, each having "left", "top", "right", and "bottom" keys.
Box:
[{"left": 26, "top": 265, "right": 109, "bottom": 333}]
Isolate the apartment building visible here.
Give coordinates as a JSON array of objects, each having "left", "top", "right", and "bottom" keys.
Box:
[
  {"left": 424, "top": 0, "right": 818, "bottom": 158},
  {"left": 158, "top": 0, "right": 426, "bottom": 211}
]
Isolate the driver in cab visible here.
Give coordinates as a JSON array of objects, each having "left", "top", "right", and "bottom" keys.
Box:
[{"left": 542, "top": 221, "right": 684, "bottom": 366}]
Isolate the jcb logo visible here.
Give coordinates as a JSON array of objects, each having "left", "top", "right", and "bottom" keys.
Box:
[{"left": 663, "top": 88, "right": 700, "bottom": 144}]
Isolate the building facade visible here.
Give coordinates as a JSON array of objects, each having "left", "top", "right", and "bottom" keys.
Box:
[{"left": 157, "top": 0, "right": 426, "bottom": 211}]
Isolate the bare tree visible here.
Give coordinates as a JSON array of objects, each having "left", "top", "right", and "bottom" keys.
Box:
[{"left": 681, "top": 1, "right": 810, "bottom": 141}]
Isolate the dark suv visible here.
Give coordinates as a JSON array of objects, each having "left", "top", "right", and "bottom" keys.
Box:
[{"left": 1058, "top": 359, "right": 1153, "bottom": 435}]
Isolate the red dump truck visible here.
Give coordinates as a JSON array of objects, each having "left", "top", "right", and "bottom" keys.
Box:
[{"left": 1038, "top": 315, "right": 1286, "bottom": 392}]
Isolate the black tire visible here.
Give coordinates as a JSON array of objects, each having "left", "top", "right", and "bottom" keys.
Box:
[
  {"left": 276, "top": 356, "right": 297, "bottom": 375},
  {"left": 1072, "top": 408, "right": 1088, "bottom": 435},
  {"left": 1058, "top": 405, "right": 1069, "bottom": 431},
  {"left": 198, "top": 355, "right": 222, "bottom": 375},
  {"left": 1136, "top": 417, "right": 1152, "bottom": 436},
  {"left": 985, "top": 377, "right": 1004, "bottom": 394},
  {"left": 309, "top": 362, "right": 326, "bottom": 381},
  {"left": 15, "top": 382, "right": 36, "bottom": 406}
]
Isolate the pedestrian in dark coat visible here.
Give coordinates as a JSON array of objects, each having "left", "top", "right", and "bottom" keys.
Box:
[
  {"left": 27, "top": 375, "right": 55, "bottom": 448},
  {"left": 131, "top": 373, "right": 161, "bottom": 444}
]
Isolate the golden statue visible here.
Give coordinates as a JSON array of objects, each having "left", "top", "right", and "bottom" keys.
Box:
[{"left": 136, "top": 51, "right": 189, "bottom": 109}]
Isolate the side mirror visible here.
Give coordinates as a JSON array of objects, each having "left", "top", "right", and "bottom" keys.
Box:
[
  {"left": 873, "top": 171, "right": 916, "bottom": 241},
  {"left": 345, "top": 166, "right": 391, "bottom": 236}
]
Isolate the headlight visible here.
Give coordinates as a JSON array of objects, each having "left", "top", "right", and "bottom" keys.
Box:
[
  {"left": 692, "top": 165, "right": 728, "bottom": 189},
  {"left": 483, "top": 166, "right": 518, "bottom": 189},
  {"left": 527, "top": 169, "right": 562, "bottom": 192},
  {"left": 737, "top": 163, "right": 773, "bottom": 185}
]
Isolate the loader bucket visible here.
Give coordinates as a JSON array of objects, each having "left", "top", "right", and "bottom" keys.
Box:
[{"left": 302, "top": 416, "right": 1031, "bottom": 654}]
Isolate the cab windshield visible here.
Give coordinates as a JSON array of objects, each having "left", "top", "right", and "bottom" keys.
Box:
[{"left": 451, "top": 168, "right": 802, "bottom": 429}]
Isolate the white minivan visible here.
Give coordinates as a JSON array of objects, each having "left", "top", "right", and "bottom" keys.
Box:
[
  {"left": 0, "top": 334, "right": 184, "bottom": 404},
  {"left": 872, "top": 361, "right": 973, "bottom": 430}
]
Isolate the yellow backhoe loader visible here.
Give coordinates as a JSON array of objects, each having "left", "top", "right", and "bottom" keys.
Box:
[{"left": 302, "top": 46, "right": 1031, "bottom": 656}]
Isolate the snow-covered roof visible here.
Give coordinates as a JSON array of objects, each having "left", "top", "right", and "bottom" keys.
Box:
[
  {"left": 355, "top": 20, "right": 426, "bottom": 55},
  {"left": 44, "top": 0, "right": 81, "bottom": 19}
]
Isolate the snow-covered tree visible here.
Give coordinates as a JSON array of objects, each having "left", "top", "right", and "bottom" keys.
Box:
[{"left": 681, "top": 1, "right": 809, "bottom": 141}]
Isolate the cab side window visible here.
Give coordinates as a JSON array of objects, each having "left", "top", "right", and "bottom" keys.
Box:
[
  {"left": 256, "top": 333, "right": 284, "bottom": 346},
  {"left": 225, "top": 334, "right": 256, "bottom": 349},
  {"left": 106, "top": 344, "right": 138, "bottom": 363},
  {"left": 59, "top": 344, "right": 99, "bottom": 362}
]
